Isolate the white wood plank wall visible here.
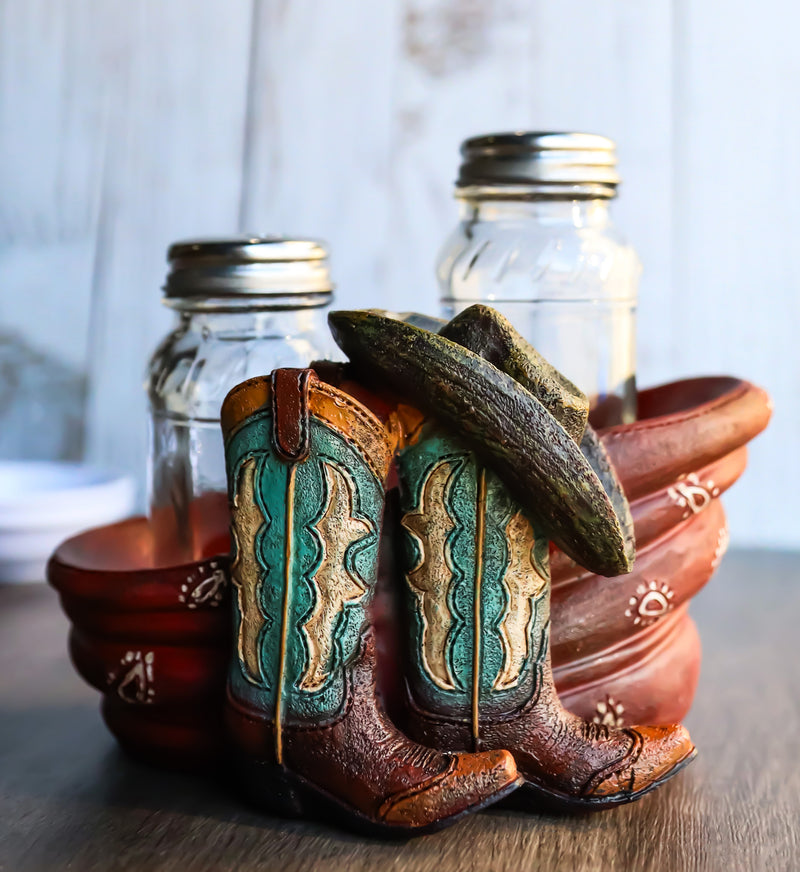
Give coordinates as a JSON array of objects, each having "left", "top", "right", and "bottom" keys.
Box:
[{"left": 0, "top": 0, "right": 796, "bottom": 549}]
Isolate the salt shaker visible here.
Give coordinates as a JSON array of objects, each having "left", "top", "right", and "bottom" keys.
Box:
[
  {"left": 146, "top": 237, "right": 336, "bottom": 558},
  {"left": 437, "top": 132, "right": 640, "bottom": 426}
]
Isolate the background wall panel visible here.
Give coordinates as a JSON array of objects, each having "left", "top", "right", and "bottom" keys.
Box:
[
  {"left": 240, "top": 0, "right": 401, "bottom": 316},
  {"left": 79, "top": 1, "right": 253, "bottom": 486},
  {"left": 671, "top": 0, "right": 798, "bottom": 548},
  {"left": 0, "top": 0, "right": 793, "bottom": 548}
]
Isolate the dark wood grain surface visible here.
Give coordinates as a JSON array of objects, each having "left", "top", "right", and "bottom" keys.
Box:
[{"left": 1, "top": 550, "right": 798, "bottom": 872}]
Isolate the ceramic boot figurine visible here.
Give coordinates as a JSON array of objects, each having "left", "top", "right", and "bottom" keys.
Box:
[
  {"left": 396, "top": 423, "right": 696, "bottom": 810},
  {"left": 219, "top": 368, "right": 521, "bottom": 836}
]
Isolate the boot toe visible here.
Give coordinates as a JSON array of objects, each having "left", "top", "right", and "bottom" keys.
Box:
[
  {"left": 633, "top": 724, "right": 696, "bottom": 787},
  {"left": 589, "top": 723, "right": 695, "bottom": 799},
  {"left": 379, "top": 749, "right": 520, "bottom": 828}
]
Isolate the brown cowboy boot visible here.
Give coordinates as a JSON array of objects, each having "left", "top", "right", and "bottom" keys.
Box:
[
  {"left": 220, "top": 368, "right": 520, "bottom": 836},
  {"left": 396, "top": 423, "right": 696, "bottom": 810}
]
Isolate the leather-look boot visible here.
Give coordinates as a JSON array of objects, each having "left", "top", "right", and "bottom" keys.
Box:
[
  {"left": 396, "top": 423, "right": 696, "bottom": 810},
  {"left": 220, "top": 368, "right": 520, "bottom": 835}
]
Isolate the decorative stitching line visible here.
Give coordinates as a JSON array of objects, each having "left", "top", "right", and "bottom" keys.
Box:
[
  {"left": 309, "top": 412, "right": 386, "bottom": 483},
  {"left": 311, "top": 382, "right": 392, "bottom": 465},
  {"left": 580, "top": 728, "right": 645, "bottom": 796},
  {"left": 377, "top": 758, "right": 458, "bottom": 819}
]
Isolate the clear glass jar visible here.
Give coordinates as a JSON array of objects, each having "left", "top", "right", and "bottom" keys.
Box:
[
  {"left": 146, "top": 237, "right": 336, "bottom": 560},
  {"left": 437, "top": 132, "right": 640, "bottom": 426}
]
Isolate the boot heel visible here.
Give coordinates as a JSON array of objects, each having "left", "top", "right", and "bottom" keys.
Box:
[
  {"left": 229, "top": 753, "right": 307, "bottom": 819},
  {"left": 262, "top": 764, "right": 306, "bottom": 818}
]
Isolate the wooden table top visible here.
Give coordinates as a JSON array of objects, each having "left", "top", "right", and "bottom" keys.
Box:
[{"left": 1, "top": 549, "right": 798, "bottom": 872}]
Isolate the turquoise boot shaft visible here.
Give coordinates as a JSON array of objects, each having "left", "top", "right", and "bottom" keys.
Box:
[
  {"left": 226, "top": 409, "right": 383, "bottom": 725},
  {"left": 398, "top": 425, "right": 551, "bottom": 734}
]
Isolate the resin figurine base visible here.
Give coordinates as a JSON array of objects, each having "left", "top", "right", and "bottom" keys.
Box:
[{"left": 49, "top": 375, "right": 770, "bottom": 770}]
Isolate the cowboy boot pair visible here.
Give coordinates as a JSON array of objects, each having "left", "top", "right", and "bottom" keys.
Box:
[
  {"left": 396, "top": 423, "right": 696, "bottom": 809},
  {"left": 220, "top": 368, "right": 520, "bottom": 836}
]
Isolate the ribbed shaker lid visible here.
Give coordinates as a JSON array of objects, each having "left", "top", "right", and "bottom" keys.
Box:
[
  {"left": 164, "top": 236, "right": 333, "bottom": 303},
  {"left": 456, "top": 132, "right": 620, "bottom": 198}
]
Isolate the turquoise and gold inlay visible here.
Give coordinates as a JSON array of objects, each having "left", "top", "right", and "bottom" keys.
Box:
[
  {"left": 229, "top": 456, "right": 272, "bottom": 688},
  {"left": 299, "top": 461, "right": 372, "bottom": 692},
  {"left": 225, "top": 410, "right": 382, "bottom": 725},
  {"left": 401, "top": 456, "right": 463, "bottom": 692},
  {"left": 398, "top": 425, "right": 550, "bottom": 720},
  {"left": 493, "top": 510, "right": 548, "bottom": 691}
]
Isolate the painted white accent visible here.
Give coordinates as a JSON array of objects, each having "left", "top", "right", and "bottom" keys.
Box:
[
  {"left": 712, "top": 526, "right": 731, "bottom": 570},
  {"left": 668, "top": 473, "right": 720, "bottom": 519},
  {"left": 593, "top": 695, "right": 625, "bottom": 728},
  {"left": 107, "top": 650, "right": 155, "bottom": 704},
  {"left": 179, "top": 567, "right": 227, "bottom": 608},
  {"left": 625, "top": 580, "right": 675, "bottom": 627}
]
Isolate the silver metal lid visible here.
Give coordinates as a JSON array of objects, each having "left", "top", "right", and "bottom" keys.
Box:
[
  {"left": 456, "top": 132, "right": 620, "bottom": 199},
  {"left": 164, "top": 236, "right": 334, "bottom": 305}
]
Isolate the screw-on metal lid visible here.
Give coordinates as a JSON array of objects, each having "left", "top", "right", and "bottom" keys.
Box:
[
  {"left": 164, "top": 236, "right": 333, "bottom": 305},
  {"left": 456, "top": 132, "right": 620, "bottom": 199}
]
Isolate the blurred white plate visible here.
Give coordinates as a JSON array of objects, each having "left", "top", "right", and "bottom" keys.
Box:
[{"left": 0, "top": 461, "right": 136, "bottom": 583}]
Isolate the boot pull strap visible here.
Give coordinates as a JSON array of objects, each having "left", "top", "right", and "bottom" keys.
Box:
[{"left": 270, "top": 368, "right": 312, "bottom": 462}]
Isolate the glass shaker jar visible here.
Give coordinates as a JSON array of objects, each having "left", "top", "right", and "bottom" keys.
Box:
[
  {"left": 437, "top": 132, "right": 641, "bottom": 426},
  {"left": 146, "top": 237, "right": 335, "bottom": 560}
]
